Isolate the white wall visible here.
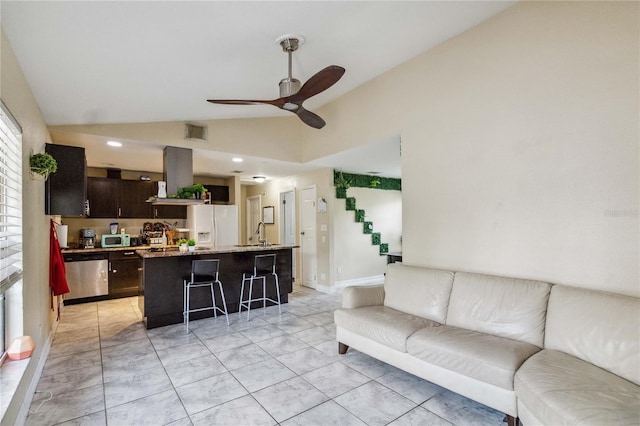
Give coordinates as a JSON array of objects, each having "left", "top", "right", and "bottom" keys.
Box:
[
  {"left": 401, "top": 1, "right": 639, "bottom": 296},
  {"left": 307, "top": 1, "right": 638, "bottom": 297},
  {"left": 333, "top": 187, "right": 402, "bottom": 284}
]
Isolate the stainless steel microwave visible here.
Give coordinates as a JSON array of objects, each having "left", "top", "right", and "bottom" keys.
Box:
[{"left": 101, "top": 234, "right": 131, "bottom": 248}]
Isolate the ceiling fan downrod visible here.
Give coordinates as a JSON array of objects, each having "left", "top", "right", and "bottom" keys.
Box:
[{"left": 278, "top": 37, "right": 301, "bottom": 99}]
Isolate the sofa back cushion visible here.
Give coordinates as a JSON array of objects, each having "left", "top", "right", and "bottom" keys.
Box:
[
  {"left": 545, "top": 285, "right": 640, "bottom": 386},
  {"left": 446, "top": 272, "right": 552, "bottom": 347},
  {"left": 383, "top": 264, "right": 454, "bottom": 323}
]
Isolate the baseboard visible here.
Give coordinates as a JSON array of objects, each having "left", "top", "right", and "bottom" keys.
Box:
[
  {"left": 14, "top": 318, "right": 58, "bottom": 426},
  {"left": 316, "top": 275, "right": 385, "bottom": 294}
]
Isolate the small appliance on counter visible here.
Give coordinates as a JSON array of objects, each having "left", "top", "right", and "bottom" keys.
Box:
[
  {"left": 79, "top": 228, "right": 96, "bottom": 249},
  {"left": 101, "top": 233, "right": 131, "bottom": 248},
  {"left": 109, "top": 222, "right": 119, "bottom": 234}
]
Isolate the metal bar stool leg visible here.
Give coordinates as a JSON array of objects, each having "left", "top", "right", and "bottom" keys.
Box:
[
  {"left": 247, "top": 276, "right": 254, "bottom": 321},
  {"left": 274, "top": 273, "right": 281, "bottom": 315},
  {"left": 217, "top": 279, "right": 230, "bottom": 325}
]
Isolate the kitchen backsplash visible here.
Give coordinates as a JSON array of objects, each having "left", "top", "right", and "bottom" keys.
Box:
[{"left": 62, "top": 217, "right": 187, "bottom": 247}]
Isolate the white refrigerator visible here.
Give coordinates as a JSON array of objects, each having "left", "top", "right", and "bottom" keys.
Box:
[{"left": 186, "top": 205, "right": 239, "bottom": 247}]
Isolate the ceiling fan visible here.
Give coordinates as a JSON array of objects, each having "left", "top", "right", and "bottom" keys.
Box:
[{"left": 207, "top": 35, "right": 345, "bottom": 129}]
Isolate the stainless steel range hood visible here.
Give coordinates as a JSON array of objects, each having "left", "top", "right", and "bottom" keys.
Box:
[{"left": 149, "top": 146, "right": 204, "bottom": 205}]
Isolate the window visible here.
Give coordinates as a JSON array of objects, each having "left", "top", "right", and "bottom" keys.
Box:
[{"left": 0, "top": 100, "right": 22, "bottom": 362}]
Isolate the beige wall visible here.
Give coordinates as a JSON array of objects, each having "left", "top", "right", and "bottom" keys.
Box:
[
  {"left": 309, "top": 1, "right": 639, "bottom": 297},
  {"left": 1, "top": 28, "right": 56, "bottom": 424},
  {"left": 244, "top": 168, "right": 335, "bottom": 287}
]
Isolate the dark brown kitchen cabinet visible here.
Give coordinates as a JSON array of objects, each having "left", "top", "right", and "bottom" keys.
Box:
[
  {"left": 153, "top": 204, "right": 187, "bottom": 219},
  {"left": 204, "top": 185, "right": 229, "bottom": 203},
  {"left": 86, "top": 178, "right": 118, "bottom": 218},
  {"left": 119, "top": 180, "right": 155, "bottom": 218},
  {"left": 86, "top": 178, "right": 155, "bottom": 219},
  {"left": 45, "top": 144, "right": 87, "bottom": 216},
  {"left": 109, "top": 251, "right": 140, "bottom": 298}
]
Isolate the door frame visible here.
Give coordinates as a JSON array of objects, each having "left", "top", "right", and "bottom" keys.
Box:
[
  {"left": 279, "top": 188, "right": 296, "bottom": 281},
  {"left": 299, "top": 185, "right": 317, "bottom": 289}
]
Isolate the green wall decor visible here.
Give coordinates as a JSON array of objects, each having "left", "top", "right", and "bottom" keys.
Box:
[
  {"left": 372, "top": 233, "right": 381, "bottom": 245},
  {"left": 355, "top": 209, "right": 365, "bottom": 222},
  {"left": 379, "top": 243, "right": 389, "bottom": 255},
  {"left": 334, "top": 170, "right": 401, "bottom": 191},
  {"left": 336, "top": 187, "right": 347, "bottom": 199},
  {"left": 363, "top": 221, "right": 373, "bottom": 234},
  {"left": 345, "top": 197, "right": 356, "bottom": 211}
]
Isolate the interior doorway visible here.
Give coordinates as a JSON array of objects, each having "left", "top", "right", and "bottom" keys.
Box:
[
  {"left": 300, "top": 186, "right": 317, "bottom": 289},
  {"left": 279, "top": 189, "right": 296, "bottom": 280},
  {"left": 246, "top": 195, "right": 261, "bottom": 245}
]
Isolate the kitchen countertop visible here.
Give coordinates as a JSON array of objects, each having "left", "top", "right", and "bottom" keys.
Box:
[
  {"left": 62, "top": 244, "right": 298, "bottom": 256},
  {"left": 137, "top": 244, "right": 299, "bottom": 258}
]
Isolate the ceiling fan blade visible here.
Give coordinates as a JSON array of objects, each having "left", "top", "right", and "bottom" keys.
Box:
[
  {"left": 291, "top": 65, "right": 345, "bottom": 102},
  {"left": 207, "top": 99, "right": 280, "bottom": 107},
  {"left": 295, "top": 107, "right": 326, "bottom": 129}
]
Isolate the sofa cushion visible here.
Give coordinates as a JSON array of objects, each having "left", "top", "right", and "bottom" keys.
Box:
[
  {"left": 446, "top": 272, "right": 551, "bottom": 347},
  {"left": 334, "top": 305, "right": 440, "bottom": 352},
  {"left": 406, "top": 325, "right": 540, "bottom": 390},
  {"left": 383, "top": 264, "right": 454, "bottom": 322},
  {"left": 515, "top": 349, "right": 640, "bottom": 425},
  {"left": 545, "top": 285, "right": 640, "bottom": 386}
]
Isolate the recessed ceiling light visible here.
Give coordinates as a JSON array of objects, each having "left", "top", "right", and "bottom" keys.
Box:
[
  {"left": 232, "top": 157, "right": 243, "bottom": 163},
  {"left": 253, "top": 176, "right": 266, "bottom": 183},
  {"left": 107, "top": 141, "right": 122, "bottom": 147}
]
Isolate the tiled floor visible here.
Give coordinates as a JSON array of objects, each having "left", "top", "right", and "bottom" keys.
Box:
[{"left": 26, "top": 286, "right": 505, "bottom": 426}]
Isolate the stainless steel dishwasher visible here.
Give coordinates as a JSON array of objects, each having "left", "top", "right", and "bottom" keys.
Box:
[{"left": 63, "top": 252, "right": 109, "bottom": 300}]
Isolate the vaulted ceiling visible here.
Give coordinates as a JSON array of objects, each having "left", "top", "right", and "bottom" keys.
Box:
[{"left": 2, "top": 1, "right": 515, "bottom": 180}]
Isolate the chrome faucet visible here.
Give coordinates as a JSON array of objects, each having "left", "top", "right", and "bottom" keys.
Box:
[{"left": 255, "top": 221, "right": 267, "bottom": 246}]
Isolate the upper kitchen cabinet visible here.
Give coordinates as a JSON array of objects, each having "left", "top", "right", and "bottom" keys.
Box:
[
  {"left": 87, "top": 178, "right": 155, "bottom": 218},
  {"left": 205, "top": 185, "right": 229, "bottom": 203},
  {"left": 153, "top": 204, "right": 187, "bottom": 219},
  {"left": 119, "top": 180, "right": 155, "bottom": 218},
  {"left": 45, "top": 144, "right": 87, "bottom": 216},
  {"left": 87, "top": 177, "right": 184, "bottom": 219},
  {"left": 86, "top": 178, "right": 118, "bottom": 218}
]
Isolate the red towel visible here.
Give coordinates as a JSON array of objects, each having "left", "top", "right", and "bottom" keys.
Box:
[{"left": 50, "top": 220, "right": 69, "bottom": 297}]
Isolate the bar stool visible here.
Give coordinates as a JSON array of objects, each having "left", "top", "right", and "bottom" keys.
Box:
[
  {"left": 238, "top": 254, "right": 281, "bottom": 321},
  {"left": 183, "top": 259, "right": 229, "bottom": 334}
]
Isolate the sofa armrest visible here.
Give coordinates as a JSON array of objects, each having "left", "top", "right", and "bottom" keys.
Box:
[{"left": 342, "top": 285, "right": 384, "bottom": 309}]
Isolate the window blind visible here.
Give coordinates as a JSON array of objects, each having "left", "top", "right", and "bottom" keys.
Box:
[{"left": 0, "top": 100, "right": 22, "bottom": 295}]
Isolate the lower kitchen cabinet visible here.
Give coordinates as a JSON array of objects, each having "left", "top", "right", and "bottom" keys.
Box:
[{"left": 108, "top": 251, "right": 141, "bottom": 298}]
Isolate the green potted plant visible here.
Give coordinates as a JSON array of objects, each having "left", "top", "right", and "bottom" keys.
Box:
[
  {"left": 177, "top": 238, "right": 188, "bottom": 253},
  {"left": 29, "top": 152, "right": 58, "bottom": 181},
  {"left": 187, "top": 238, "right": 196, "bottom": 252},
  {"left": 177, "top": 183, "right": 206, "bottom": 199}
]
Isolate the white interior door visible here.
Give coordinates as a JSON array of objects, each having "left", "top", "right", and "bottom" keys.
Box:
[
  {"left": 300, "top": 186, "right": 317, "bottom": 289},
  {"left": 246, "top": 195, "right": 261, "bottom": 245},
  {"left": 280, "top": 190, "right": 296, "bottom": 279}
]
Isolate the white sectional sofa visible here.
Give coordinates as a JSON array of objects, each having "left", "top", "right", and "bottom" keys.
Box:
[{"left": 334, "top": 263, "right": 640, "bottom": 425}]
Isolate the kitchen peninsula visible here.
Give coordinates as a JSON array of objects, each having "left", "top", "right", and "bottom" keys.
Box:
[{"left": 137, "top": 244, "right": 297, "bottom": 329}]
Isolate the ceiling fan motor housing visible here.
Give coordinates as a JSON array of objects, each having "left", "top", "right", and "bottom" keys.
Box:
[{"left": 279, "top": 77, "right": 301, "bottom": 98}]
